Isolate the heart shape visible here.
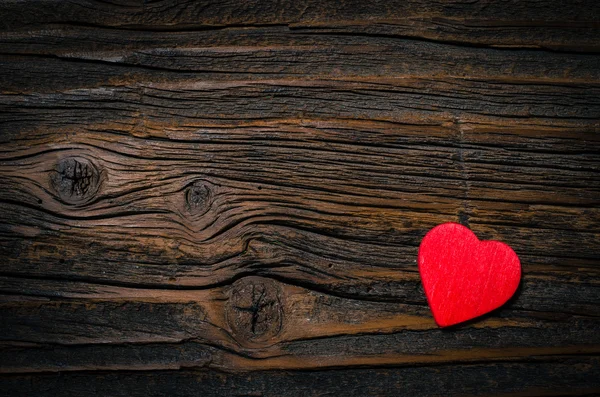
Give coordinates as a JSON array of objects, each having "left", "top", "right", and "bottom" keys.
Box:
[{"left": 418, "top": 222, "right": 521, "bottom": 327}]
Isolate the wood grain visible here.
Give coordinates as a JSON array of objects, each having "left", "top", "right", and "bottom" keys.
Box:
[
  {"left": 1, "top": 0, "right": 599, "bottom": 51},
  {"left": 3, "top": 358, "right": 600, "bottom": 397},
  {"left": 0, "top": 0, "right": 599, "bottom": 395}
]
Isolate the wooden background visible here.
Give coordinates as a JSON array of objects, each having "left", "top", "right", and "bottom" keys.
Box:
[{"left": 1, "top": 1, "right": 599, "bottom": 395}]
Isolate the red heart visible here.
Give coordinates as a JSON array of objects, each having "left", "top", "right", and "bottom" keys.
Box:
[{"left": 418, "top": 222, "right": 521, "bottom": 327}]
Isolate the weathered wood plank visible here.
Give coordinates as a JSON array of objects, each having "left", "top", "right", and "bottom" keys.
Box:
[
  {"left": 1, "top": 0, "right": 599, "bottom": 51},
  {"left": 2, "top": 78, "right": 599, "bottom": 125},
  {"left": 0, "top": 276, "right": 598, "bottom": 373},
  {"left": 1, "top": 27, "right": 600, "bottom": 82},
  {"left": 2, "top": 357, "right": 600, "bottom": 397}
]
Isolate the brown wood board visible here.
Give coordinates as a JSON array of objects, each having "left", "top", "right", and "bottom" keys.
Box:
[{"left": 0, "top": 1, "right": 599, "bottom": 395}]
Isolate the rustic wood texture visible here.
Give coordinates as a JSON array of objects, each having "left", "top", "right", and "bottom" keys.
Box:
[{"left": 0, "top": 1, "right": 599, "bottom": 395}]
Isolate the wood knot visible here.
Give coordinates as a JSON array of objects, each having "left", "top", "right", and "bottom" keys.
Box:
[
  {"left": 51, "top": 156, "right": 101, "bottom": 205},
  {"left": 226, "top": 277, "right": 283, "bottom": 344},
  {"left": 185, "top": 180, "right": 213, "bottom": 216}
]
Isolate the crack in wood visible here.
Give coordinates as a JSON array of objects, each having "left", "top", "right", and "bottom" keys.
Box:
[{"left": 454, "top": 118, "right": 472, "bottom": 227}]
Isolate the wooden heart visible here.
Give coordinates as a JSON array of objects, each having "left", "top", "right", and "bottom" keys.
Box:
[{"left": 418, "top": 222, "right": 521, "bottom": 327}]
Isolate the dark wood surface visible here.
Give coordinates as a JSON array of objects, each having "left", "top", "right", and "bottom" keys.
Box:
[{"left": 0, "top": 1, "right": 599, "bottom": 395}]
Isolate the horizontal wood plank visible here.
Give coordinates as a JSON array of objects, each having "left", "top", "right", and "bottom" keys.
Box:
[
  {"left": 2, "top": 26, "right": 600, "bottom": 83},
  {"left": 1, "top": 0, "right": 599, "bottom": 51},
  {"left": 2, "top": 358, "right": 600, "bottom": 397},
  {"left": 0, "top": 275, "right": 599, "bottom": 373}
]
